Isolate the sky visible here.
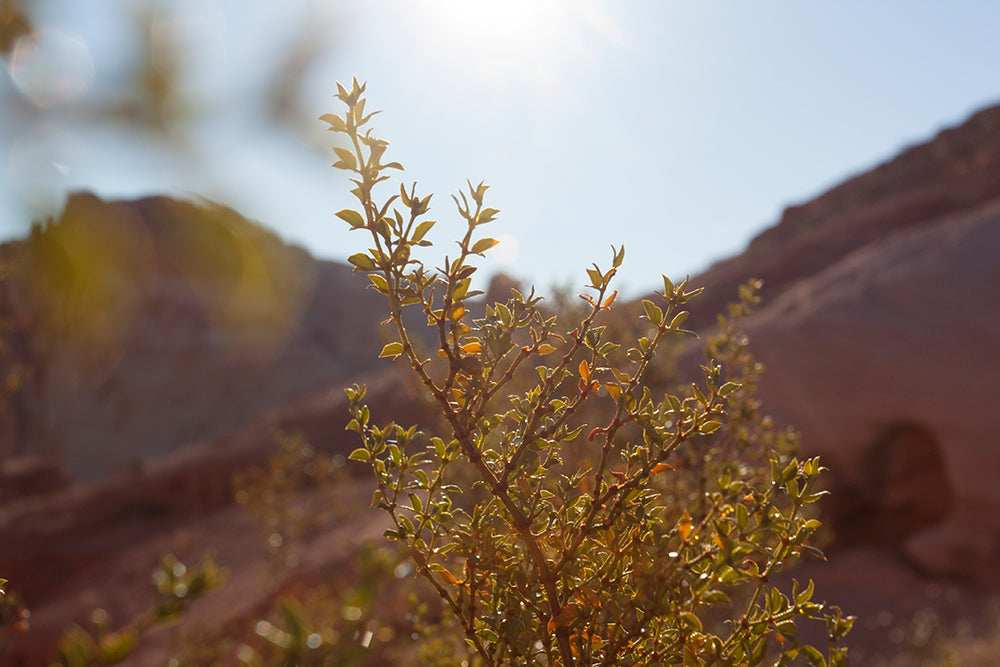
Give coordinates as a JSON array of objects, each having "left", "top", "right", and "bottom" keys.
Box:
[{"left": 3, "top": 1, "right": 1000, "bottom": 296}]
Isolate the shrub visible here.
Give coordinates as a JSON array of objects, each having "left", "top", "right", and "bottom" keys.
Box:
[{"left": 329, "top": 79, "right": 852, "bottom": 666}]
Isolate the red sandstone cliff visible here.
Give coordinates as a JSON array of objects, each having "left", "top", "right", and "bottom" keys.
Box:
[{"left": 683, "top": 104, "right": 1000, "bottom": 587}]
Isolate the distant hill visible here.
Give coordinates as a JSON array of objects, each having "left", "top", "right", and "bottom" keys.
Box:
[{"left": 0, "top": 193, "right": 397, "bottom": 481}]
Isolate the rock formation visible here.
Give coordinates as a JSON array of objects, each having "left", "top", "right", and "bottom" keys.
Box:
[
  {"left": 686, "top": 104, "right": 1000, "bottom": 584},
  {"left": 0, "top": 193, "right": 397, "bottom": 480}
]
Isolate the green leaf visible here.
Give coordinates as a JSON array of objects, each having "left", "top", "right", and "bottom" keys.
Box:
[
  {"left": 336, "top": 208, "right": 366, "bottom": 229},
  {"left": 662, "top": 275, "right": 675, "bottom": 297},
  {"left": 470, "top": 237, "right": 500, "bottom": 255},
  {"left": 333, "top": 147, "right": 357, "bottom": 171},
  {"left": 718, "top": 381, "right": 741, "bottom": 397},
  {"left": 412, "top": 219, "right": 436, "bottom": 243},
  {"left": 800, "top": 644, "right": 826, "bottom": 667},
  {"left": 379, "top": 342, "right": 405, "bottom": 359},
  {"left": 368, "top": 274, "right": 390, "bottom": 293},
  {"left": 641, "top": 299, "right": 663, "bottom": 326},
  {"left": 736, "top": 503, "right": 749, "bottom": 530},
  {"left": 680, "top": 611, "right": 702, "bottom": 631},
  {"left": 348, "top": 252, "right": 376, "bottom": 271},
  {"left": 348, "top": 448, "right": 370, "bottom": 462},
  {"left": 797, "top": 579, "right": 816, "bottom": 605},
  {"left": 409, "top": 493, "right": 423, "bottom": 514},
  {"left": 702, "top": 589, "right": 730, "bottom": 605},
  {"left": 669, "top": 310, "right": 690, "bottom": 329},
  {"left": 802, "top": 545, "right": 827, "bottom": 560},
  {"left": 777, "top": 619, "right": 798, "bottom": 638},
  {"left": 476, "top": 207, "right": 500, "bottom": 224},
  {"left": 700, "top": 420, "right": 722, "bottom": 434},
  {"left": 98, "top": 629, "right": 138, "bottom": 664},
  {"left": 613, "top": 244, "right": 625, "bottom": 268},
  {"left": 320, "top": 113, "right": 347, "bottom": 132}
]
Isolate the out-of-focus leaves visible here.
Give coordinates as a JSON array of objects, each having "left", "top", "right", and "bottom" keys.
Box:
[{"left": 0, "top": 0, "right": 31, "bottom": 55}]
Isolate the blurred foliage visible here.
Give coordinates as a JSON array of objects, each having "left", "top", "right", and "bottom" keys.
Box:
[
  {"left": 0, "top": 0, "right": 31, "bottom": 55},
  {"left": 2, "top": 0, "right": 344, "bottom": 224},
  {"left": 53, "top": 553, "right": 225, "bottom": 666},
  {"left": 233, "top": 431, "right": 347, "bottom": 575},
  {"left": 229, "top": 546, "right": 404, "bottom": 667},
  {"left": 174, "top": 442, "right": 429, "bottom": 666},
  {"left": 0, "top": 578, "right": 30, "bottom": 646}
]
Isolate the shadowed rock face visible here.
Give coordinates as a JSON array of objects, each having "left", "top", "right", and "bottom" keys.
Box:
[
  {"left": 685, "top": 104, "right": 1000, "bottom": 584},
  {"left": 0, "top": 193, "right": 395, "bottom": 481},
  {"left": 743, "top": 200, "right": 1000, "bottom": 583}
]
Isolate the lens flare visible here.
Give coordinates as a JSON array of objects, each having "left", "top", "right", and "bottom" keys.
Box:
[
  {"left": 492, "top": 233, "right": 521, "bottom": 266},
  {"left": 11, "top": 29, "right": 95, "bottom": 108}
]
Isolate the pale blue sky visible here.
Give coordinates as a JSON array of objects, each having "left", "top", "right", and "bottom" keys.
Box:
[{"left": 3, "top": 1, "right": 999, "bottom": 294}]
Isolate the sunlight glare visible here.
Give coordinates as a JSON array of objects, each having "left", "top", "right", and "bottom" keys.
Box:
[
  {"left": 492, "top": 233, "right": 521, "bottom": 266},
  {"left": 410, "top": 0, "right": 617, "bottom": 99}
]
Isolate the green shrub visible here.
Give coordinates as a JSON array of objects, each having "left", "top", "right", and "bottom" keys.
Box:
[{"left": 330, "top": 78, "right": 852, "bottom": 666}]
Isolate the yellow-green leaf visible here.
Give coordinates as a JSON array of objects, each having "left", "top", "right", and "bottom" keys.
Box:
[
  {"left": 669, "top": 310, "right": 690, "bottom": 329},
  {"left": 700, "top": 420, "right": 722, "bottom": 434},
  {"left": 476, "top": 207, "right": 500, "bottom": 224},
  {"left": 379, "top": 342, "right": 405, "bottom": 359},
  {"left": 98, "top": 628, "right": 138, "bottom": 663},
  {"left": 348, "top": 252, "right": 375, "bottom": 271},
  {"left": 333, "top": 147, "right": 357, "bottom": 170},
  {"left": 470, "top": 237, "right": 500, "bottom": 255},
  {"left": 320, "top": 113, "right": 347, "bottom": 132},
  {"left": 680, "top": 612, "right": 702, "bottom": 632},
  {"left": 412, "top": 219, "right": 436, "bottom": 243},
  {"left": 642, "top": 299, "right": 663, "bottom": 326},
  {"left": 336, "top": 209, "right": 366, "bottom": 229}
]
